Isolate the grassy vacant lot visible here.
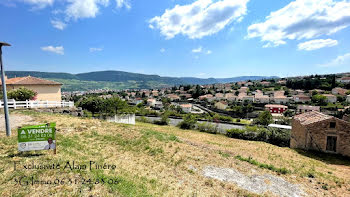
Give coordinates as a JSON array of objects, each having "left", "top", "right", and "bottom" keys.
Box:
[{"left": 1, "top": 110, "right": 350, "bottom": 196}]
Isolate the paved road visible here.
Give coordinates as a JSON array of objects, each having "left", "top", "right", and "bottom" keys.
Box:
[{"left": 138, "top": 116, "right": 244, "bottom": 134}]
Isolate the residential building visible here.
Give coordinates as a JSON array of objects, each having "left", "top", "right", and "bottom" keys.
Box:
[
  {"left": 254, "top": 93, "right": 270, "bottom": 103},
  {"left": 323, "top": 94, "right": 337, "bottom": 103},
  {"left": 336, "top": 77, "right": 350, "bottom": 83},
  {"left": 154, "top": 101, "right": 164, "bottom": 110},
  {"left": 291, "top": 111, "right": 350, "bottom": 157},
  {"left": 0, "top": 76, "right": 62, "bottom": 101},
  {"left": 332, "top": 88, "right": 347, "bottom": 96},
  {"left": 242, "top": 95, "right": 254, "bottom": 102},
  {"left": 147, "top": 98, "right": 156, "bottom": 107},
  {"left": 215, "top": 93, "right": 224, "bottom": 100},
  {"left": 151, "top": 90, "right": 159, "bottom": 97},
  {"left": 179, "top": 94, "right": 192, "bottom": 99},
  {"left": 132, "top": 98, "right": 143, "bottom": 105},
  {"left": 297, "top": 105, "right": 320, "bottom": 114},
  {"left": 245, "top": 82, "right": 253, "bottom": 86},
  {"left": 239, "top": 87, "right": 248, "bottom": 93},
  {"left": 166, "top": 94, "right": 180, "bottom": 101},
  {"left": 199, "top": 94, "right": 214, "bottom": 102},
  {"left": 180, "top": 104, "right": 192, "bottom": 113},
  {"left": 292, "top": 94, "right": 311, "bottom": 103},
  {"left": 265, "top": 104, "right": 288, "bottom": 114},
  {"left": 225, "top": 93, "right": 237, "bottom": 101},
  {"left": 215, "top": 101, "right": 228, "bottom": 110},
  {"left": 277, "top": 80, "right": 287, "bottom": 85},
  {"left": 260, "top": 81, "right": 271, "bottom": 86},
  {"left": 274, "top": 96, "right": 289, "bottom": 104}
]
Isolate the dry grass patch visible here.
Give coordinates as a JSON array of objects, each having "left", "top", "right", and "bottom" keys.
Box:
[{"left": 0, "top": 110, "right": 349, "bottom": 196}]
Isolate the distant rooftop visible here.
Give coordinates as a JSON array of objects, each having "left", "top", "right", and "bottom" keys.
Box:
[{"left": 0, "top": 76, "right": 62, "bottom": 85}]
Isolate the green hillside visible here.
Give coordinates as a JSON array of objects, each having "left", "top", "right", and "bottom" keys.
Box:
[{"left": 6, "top": 70, "right": 278, "bottom": 91}]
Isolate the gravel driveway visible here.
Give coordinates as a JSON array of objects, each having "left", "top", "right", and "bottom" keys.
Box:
[{"left": 0, "top": 114, "right": 37, "bottom": 132}]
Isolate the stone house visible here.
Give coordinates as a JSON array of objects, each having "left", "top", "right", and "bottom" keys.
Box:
[
  {"left": 291, "top": 111, "right": 350, "bottom": 157},
  {"left": 0, "top": 76, "right": 62, "bottom": 101}
]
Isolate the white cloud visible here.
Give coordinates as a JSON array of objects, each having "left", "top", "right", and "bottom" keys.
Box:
[
  {"left": 65, "top": 0, "right": 109, "bottom": 20},
  {"left": 192, "top": 46, "right": 203, "bottom": 53},
  {"left": 21, "top": 0, "right": 54, "bottom": 9},
  {"left": 160, "top": 48, "right": 165, "bottom": 53},
  {"left": 298, "top": 39, "right": 338, "bottom": 51},
  {"left": 90, "top": 47, "right": 103, "bottom": 52},
  {"left": 247, "top": 0, "right": 350, "bottom": 47},
  {"left": 51, "top": 20, "right": 67, "bottom": 30},
  {"left": 319, "top": 53, "right": 350, "bottom": 67},
  {"left": 41, "top": 46, "right": 64, "bottom": 55},
  {"left": 116, "top": 0, "right": 130, "bottom": 9},
  {"left": 149, "top": 0, "right": 249, "bottom": 39},
  {"left": 16, "top": 0, "right": 132, "bottom": 29},
  {"left": 192, "top": 46, "right": 212, "bottom": 55}
]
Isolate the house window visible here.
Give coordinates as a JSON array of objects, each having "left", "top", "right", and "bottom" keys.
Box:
[
  {"left": 326, "top": 136, "right": 337, "bottom": 152},
  {"left": 330, "top": 122, "right": 336, "bottom": 128}
]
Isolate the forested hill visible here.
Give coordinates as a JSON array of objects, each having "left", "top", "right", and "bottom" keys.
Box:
[{"left": 5, "top": 70, "right": 278, "bottom": 91}]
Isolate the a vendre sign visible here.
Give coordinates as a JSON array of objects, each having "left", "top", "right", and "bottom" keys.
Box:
[{"left": 18, "top": 123, "right": 56, "bottom": 152}]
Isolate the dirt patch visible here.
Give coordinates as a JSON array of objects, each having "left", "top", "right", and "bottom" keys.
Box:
[
  {"left": 203, "top": 166, "right": 305, "bottom": 197},
  {"left": 0, "top": 114, "right": 38, "bottom": 132}
]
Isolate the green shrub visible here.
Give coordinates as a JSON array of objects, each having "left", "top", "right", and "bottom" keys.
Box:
[
  {"left": 153, "top": 113, "right": 170, "bottom": 125},
  {"left": 7, "top": 87, "right": 37, "bottom": 101},
  {"left": 197, "top": 122, "right": 218, "bottom": 134},
  {"left": 226, "top": 126, "right": 290, "bottom": 147},
  {"left": 138, "top": 116, "right": 151, "bottom": 123},
  {"left": 178, "top": 114, "right": 197, "bottom": 130}
]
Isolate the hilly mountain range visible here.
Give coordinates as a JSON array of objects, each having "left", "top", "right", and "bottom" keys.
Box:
[{"left": 6, "top": 70, "right": 278, "bottom": 91}]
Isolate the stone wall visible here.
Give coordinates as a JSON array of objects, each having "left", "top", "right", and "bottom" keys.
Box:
[
  {"left": 33, "top": 107, "right": 84, "bottom": 117},
  {"left": 291, "top": 117, "right": 350, "bottom": 157}
]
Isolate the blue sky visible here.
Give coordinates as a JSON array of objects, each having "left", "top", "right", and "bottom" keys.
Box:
[{"left": 0, "top": 0, "right": 350, "bottom": 78}]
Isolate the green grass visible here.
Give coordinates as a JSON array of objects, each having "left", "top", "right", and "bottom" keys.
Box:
[{"left": 235, "top": 155, "right": 290, "bottom": 174}]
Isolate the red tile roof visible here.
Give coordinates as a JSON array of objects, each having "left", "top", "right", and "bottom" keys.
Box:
[{"left": 0, "top": 76, "right": 61, "bottom": 85}]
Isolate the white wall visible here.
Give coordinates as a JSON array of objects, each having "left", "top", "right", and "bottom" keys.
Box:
[{"left": 106, "top": 114, "right": 135, "bottom": 125}]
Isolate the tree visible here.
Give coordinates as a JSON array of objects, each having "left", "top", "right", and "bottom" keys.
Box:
[
  {"left": 7, "top": 87, "right": 37, "bottom": 101},
  {"left": 283, "top": 110, "right": 294, "bottom": 117},
  {"left": 255, "top": 111, "right": 273, "bottom": 126},
  {"left": 312, "top": 94, "right": 327, "bottom": 106}
]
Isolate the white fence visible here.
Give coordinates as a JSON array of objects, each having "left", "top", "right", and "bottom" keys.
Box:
[
  {"left": 0, "top": 100, "right": 74, "bottom": 109},
  {"left": 106, "top": 114, "right": 135, "bottom": 125}
]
